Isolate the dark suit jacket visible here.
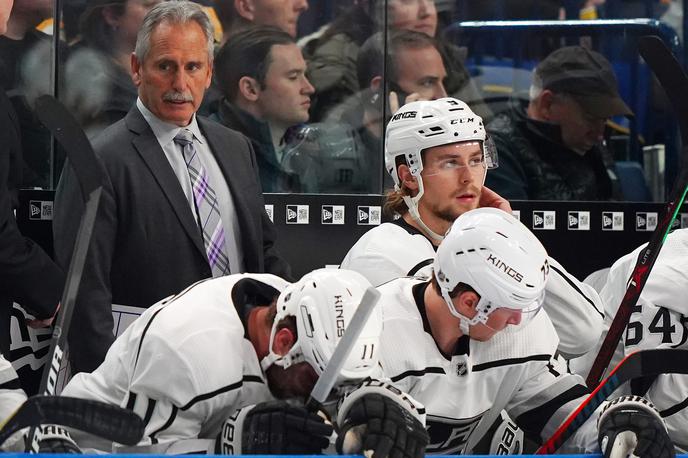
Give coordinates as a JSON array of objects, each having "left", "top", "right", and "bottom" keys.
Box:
[
  {"left": 53, "top": 106, "right": 291, "bottom": 373},
  {"left": 0, "top": 89, "right": 63, "bottom": 356}
]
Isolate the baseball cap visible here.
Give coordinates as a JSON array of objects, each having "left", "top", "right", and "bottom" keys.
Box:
[{"left": 535, "top": 46, "right": 633, "bottom": 118}]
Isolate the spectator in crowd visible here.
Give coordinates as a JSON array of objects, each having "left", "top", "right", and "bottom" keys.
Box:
[
  {"left": 53, "top": 1, "right": 290, "bottom": 374},
  {"left": 486, "top": 46, "right": 632, "bottom": 200},
  {"left": 304, "top": 0, "right": 489, "bottom": 123},
  {"left": 211, "top": 26, "right": 313, "bottom": 192},
  {"left": 62, "top": 270, "right": 428, "bottom": 458},
  {"left": 341, "top": 97, "right": 604, "bottom": 360},
  {"left": 0, "top": 0, "right": 62, "bottom": 369},
  {"left": 328, "top": 29, "right": 449, "bottom": 193},
  {"left": 0, "top": 0, "right": 53, "bottom": 187},
  {"left": 214, "top": 0, "right": 308, "bottom": 44},
  {"left": 63, "top": 0, "right": 162, "bottom": 136}
]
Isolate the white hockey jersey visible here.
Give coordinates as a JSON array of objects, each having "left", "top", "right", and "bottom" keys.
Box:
[
  {"left": 573, "top": 229, "right": 688, "bottom": 451},
  {"left": 62, "top": 274, "right": 289, "bottom": 450},
  {"left": 341, "top": 219, "right": 604, "bottom": 357},
  {"left": 376, "top": 278, "right": 599, "bottom": 454}
]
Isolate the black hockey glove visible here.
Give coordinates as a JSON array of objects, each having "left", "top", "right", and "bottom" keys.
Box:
[
  {"left": 215, "top": 400, "right": 332, "bottom": 455},
  {"left": 336, "top": 393, "right": 429, "bottom": 458},
  {"left": 35, "top": 425, "right": 82, "bottom": 454},
  {"left": 598, "top": 395, "right": 675, "bottom": 458}
]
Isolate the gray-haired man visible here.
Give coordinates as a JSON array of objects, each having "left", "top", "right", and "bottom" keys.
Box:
[{"left": 54, "top": 0, "right": 290, "bottom": 374}]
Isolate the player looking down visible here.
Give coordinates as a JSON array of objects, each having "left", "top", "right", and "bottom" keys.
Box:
[
  {"left": 62, "top": 269, "right": 428, "bottom": 457},
  {"left": 342, "top": 97, "right": 604, "bottom": 359},
  {"left": 374, "top": 207, "right": 675, "bottom": 456}
]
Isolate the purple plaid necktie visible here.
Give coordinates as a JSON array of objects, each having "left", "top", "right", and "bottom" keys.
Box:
[{"left": 174, "top": 129, "right": 230, "bottom": 277}]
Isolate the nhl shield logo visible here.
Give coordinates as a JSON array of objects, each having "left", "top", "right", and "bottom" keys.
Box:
[{"left": 456, "top": 361, "right": 468, "bottom": 376}]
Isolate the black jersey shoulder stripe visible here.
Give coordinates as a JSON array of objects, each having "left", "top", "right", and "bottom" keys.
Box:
[
  {"left": 143, "top": 398, "right": 157, "bottom": 427},
  {"left": 515, "top": 383, "right": 589, "bottom": 438},
  {"left": 180, "top": 375, "right": 265, "bottom": 411},
  {"left": 550, "top": 263, "right": 604, "bottom": 318},
  {"left": 0, "top": 378, "right": 21, "bottom": 390},
  {"left": 125, "top": 391, "right": 138, "bottom": 411},
  {"left": 133, "top": 306, "right": 166, "bottom": 369},
  {"left": 659, "top": 395, "right": 688, "bottom": 418},
  {"left": 407, "top": 259, "right": 433, "bottom": 277},
  {"left": 149, "top": 405, "right": 178, "bottom": 442},
  {"left": 472, "top": 354, "right": 551, "bottom": 372},
  {"left": 390, "top": 366, "right": 446, "bottom": 383}
]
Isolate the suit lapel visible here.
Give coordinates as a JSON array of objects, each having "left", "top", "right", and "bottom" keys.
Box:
[{"left": 125, "top": 108, "right": 207, "bottom": 258}]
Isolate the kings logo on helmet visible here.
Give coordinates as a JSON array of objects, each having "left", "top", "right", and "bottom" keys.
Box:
[
  {"left": 334, "top": 295, "right": 346, "bottom": 337},
  {"left": 486, "top": 253, "right": 523, "bottom": 282},
  {"left": 390, "top": 111, "right": 417, "bottom": 121}
]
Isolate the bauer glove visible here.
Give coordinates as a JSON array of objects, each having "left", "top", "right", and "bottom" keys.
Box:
[
  {"left": 598, "top": 395, "right": 675, "bottom": 458},
  {"left": 214, "top": 400, "right": 332, "bottom": 454}
]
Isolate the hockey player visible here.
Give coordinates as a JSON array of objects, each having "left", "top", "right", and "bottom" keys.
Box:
[
  {"left": 375, "top": 206, "right": 674, "bottom": 456},
  {"left": 341, "top": 97, "right": 604, "bottom": 359},
  {"left": 61, "top": 269, "right": 428, "bottom": 456},
  {"left": 571, "top": 228, "right": 688, "bottom": 452}
]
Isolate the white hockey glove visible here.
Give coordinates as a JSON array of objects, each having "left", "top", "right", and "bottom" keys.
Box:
[
  {"left": 597, "top": 395, "right": 674, "bottom": 458},
  {"left": 33, "top": 425, "right": 82, "bottom": 454},
  {"left": 214, "top": 400, "right": 333, "bottom": 454},
  {"left": 335, "top": 380, "right": 429, "bottom": 458}
]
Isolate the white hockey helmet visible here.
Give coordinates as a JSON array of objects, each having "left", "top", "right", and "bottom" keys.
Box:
[
  {"left": 260, "top": 269, "right": 382, "bottom": 384},
  {"left": 433, "top": 208, "right": 549, "bottom": 334},
  {"left": 384, "top": 97, "right": 498, "bottom": 241}
]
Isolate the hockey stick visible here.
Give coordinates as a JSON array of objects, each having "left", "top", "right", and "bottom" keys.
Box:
[
  {"left": 0, "top": 396, "right": 144, "bottom": 448},
  {"left": 537, "top": 349, "right": 688, "bottom": 454},
  {"left": 306, "top": 287, "right": 381, "bottom": 411},
  {"left": 21, "top": 95, "right": 107, "bottom": 451},
  {"left": 585, "top": 35, "right": 688, "bottom": 389}
]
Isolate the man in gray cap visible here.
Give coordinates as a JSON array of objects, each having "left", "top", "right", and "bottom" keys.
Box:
[{"left": 486, "top": 45, "right": 633, "bottom": 201}]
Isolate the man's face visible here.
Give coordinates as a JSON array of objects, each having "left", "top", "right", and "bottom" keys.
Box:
[
  {"left": 417, "top": 141, "right": 485, "bottom": 224},
  {"left": 388, "top": 0, "right": 437, "bottom": 37},
  {"left": 131, "top": 20, "right": 212, "bottom": 127},
  {"left": 265, "top": 361, "right": 318, "bottom": 399},
  {"left": 254, "top": 43, "right": 314, "bottom": 128},
  {"left": 547, "top": 94, "right": 606, "bottom": 154},
  {"left": 395, "top": 45, "right": 447, "bottom": 101},
  {"left": 0, "top": 0, "right": 14, "bottom": 36},
  {"left": 249, "top": 0, "right": 308, "bottom": 37},
  {"left": 468, "top": 307, "right": 523, "bottom": 341}
]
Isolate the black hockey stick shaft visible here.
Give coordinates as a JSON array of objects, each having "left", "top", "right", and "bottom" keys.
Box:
[
  {"left": 586, "top": 35, "right": 688, "bottom": 389},
  {"left": 538, "top": 349, "right": 688, "bottom": 454},
  {"left": 33, "top": 95, "right": 104, "bottom": 397},
  {"left": 0, "top": 396, "right": 144, "bottom": 448},
  {"left": 22, "top": 96, "right": 105, "bottom": 451}
]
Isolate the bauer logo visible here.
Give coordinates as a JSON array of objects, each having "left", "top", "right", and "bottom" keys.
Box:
[
  {"left": 636, "top": 212, "right": 658, "bottom": 231},
  {"left": 357, "top": 206, "right": 382, "bottom": 225},
  {"left": 567, "top": 211, "right": 590, "bottom": 231},
  {"left": 286, "top": 205, "right": 309, "bottom": 224},
  {"left": 532, "top": 211, "right": 555, "bottom": 230},
  {"left": 29, "top": 200, "right": 53, "bottom": 220},
  {"left": 322, "top": 205, "right": 345, "bottom": 225},
  {"left": 602, "top": 211, "right": 624, "bottom": 231}
]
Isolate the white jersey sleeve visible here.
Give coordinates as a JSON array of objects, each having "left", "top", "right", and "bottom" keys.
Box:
[
  {"left": 63, "top": 274, "right": 283, "bottom": 451},
  {"left": 341, "top": 223, "right": 435, "bottom": 286},
  {"left": 543, "top": 257, "right": 605, "bottom": 358}
]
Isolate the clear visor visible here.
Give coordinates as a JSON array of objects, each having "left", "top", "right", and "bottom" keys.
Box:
[
  {"left": 483, "top": 297, "right": 544, "bottom": 334},
  {"left": 422, "top": 139, "right": 498, "bottom": 178}
]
